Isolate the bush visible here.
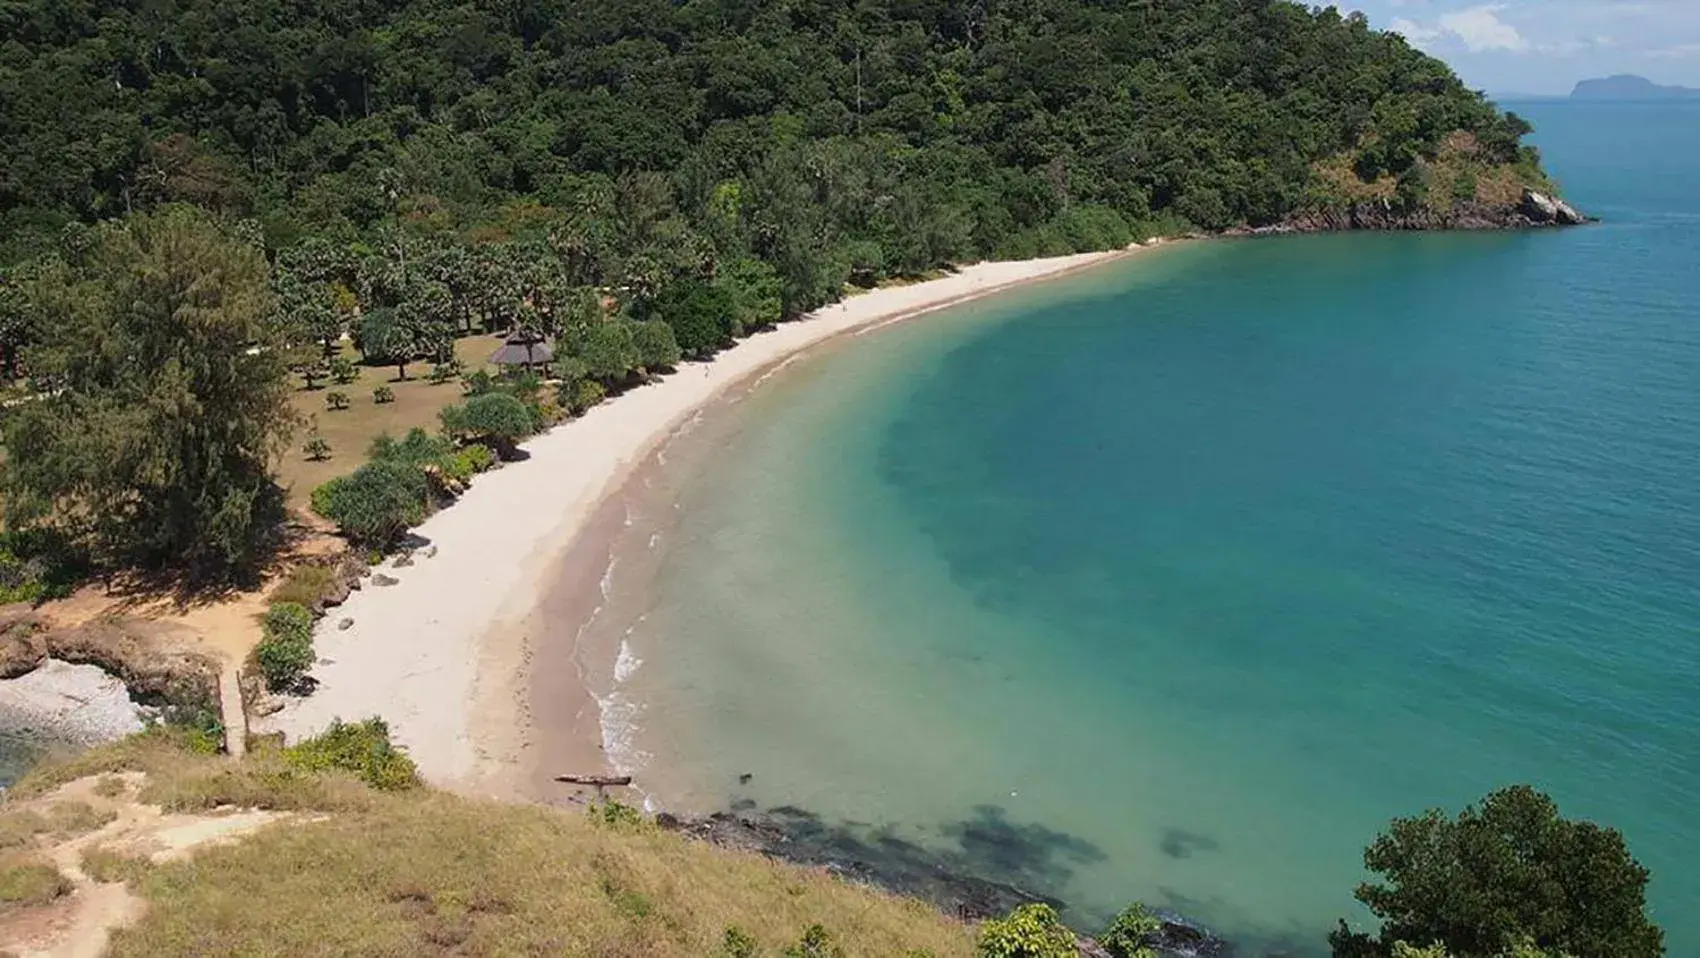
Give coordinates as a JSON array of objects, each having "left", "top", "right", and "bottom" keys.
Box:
[
  {"left": 0, "top": 528, "right": 86, "bottom": 604},
  {"left": 282, "top": 718, "right": 419, "bottom": 791},
  {"left": 372, "top": 385, "right": 395, "bottom": 404},
  {"left": 264, "top": 602, "right": 313, "bottom": 645},
  {"left": 723, "top": 926, "right": 759, "bottom": 958},
  {"left": 310, "top": 460, "right": 430, "bottom": 545},
  {"left": 325, "top": 390, "right": 350, "bottom": 410},
  {"left": 303, "top": 436, "right": 331, "bottom": 461},
  {"left": 460, "top": 369, "right": 495, "bottom": 396},
  {"left": 328, "top": 356, "right": 357, "bottom": 384},
  {"left": 978, "top": 903, "right": 1076, "bottom": 958},
  {"left": 456, "top": 444, "right": 496, "bottom": 474},
  {"left": 427, "top": 359, "right": 463, "bottom": 384},
  {"left": 587, "top": 800, "right": 645, "bottom": 831},
  {"left": 255, "top": 601, "right": 314, "bottom": 692},
  {"left": 784, "top": 924, "right": 844, "bottom": 958},
  {"left": 367, "top": 427, "right": 452, "bottom": 466},
  {"left": 562, "top": 378, "right": 606, "bottom": 416},
  {"left": 632, "top": 319, "right": 682, "bottom": 371},
  {"left": 440, "top": 392, "right": 534, "bottom": 458},
  {"left": 439, "top": 444, "right": 498, "bottom": 485},
  {"left": 1100, "top": 903, "right": 1161, "bottom": 958}
]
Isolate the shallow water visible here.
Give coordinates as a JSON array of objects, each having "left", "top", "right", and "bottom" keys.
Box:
[{"left": 587, "top": 101, "right": 1700, "bottom": 951}]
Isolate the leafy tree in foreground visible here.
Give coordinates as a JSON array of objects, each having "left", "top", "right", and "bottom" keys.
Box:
[
  {"left": 0, "top": 209, "right": 295, "bottom": 577},
  {"left": 1330, "top": 785, "right": 1662, "bottom": 958}
]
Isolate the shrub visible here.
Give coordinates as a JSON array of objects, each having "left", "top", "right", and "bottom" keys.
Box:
[
  {"left": 784, "top": 924, "right": 844, "bottom": 958},
  {"left": 460, "top": 369, "right": 495, "bottom": 396},
  {"left": 255, "top": 601, "right": 315, "bottom": 692},
  {"left": 427, "top": 359, "right": 463, "bottom": 384},
  {"left": 1100, "top": 903, "right": 1161, "bottom": 958},
  {"left": 632, "top": 319, "right": 682, "bottom": 371},
  {"left": 303, "top": 436, "right": 331, "bottom": 461},
  {"left": 368, "top": 428, "right": 452, "bottom": 466},
  {"left": 722, "top": 926, "right": 759, "bottom": 958},
  {"left": 978, "top": 903, "right": 1076, "bottom": 958},
  {"left": 0, "top": 528, "right": 86, "bottom": 604},
  {"left": 325, "top": 390, "right": 350, "bottom": 410},
  {"left": 282, "top": 718, "right": 419, "bottom": 791},
  {"left": 264, "top": 602, "right": 313, "bottom": 645},
  {"left": 328, "top": 356, "right": 357, "bottom": 384},
  {"left": 439, "top": 444, "right": 498, "bottom": 486},
  {"left": 587, "top": 800, "right": 645, "bottom": 831},
  {"left": 441, "top": 392, "right": 534, "bottom": 458},
  {"left": 456, "top": 444, "right": 496, "bottom": 474},
  {"left": 310, "top": 460, "right": 430, "bottom": 545},
  {"left": 372, "top": 385, "right": 395, "bottom": 404},
  {"left": 563, "top": 378, "right": 606, "bottom": 416},
  {"left": 271, "top": 563, "right": 337, "bottom": 608}
]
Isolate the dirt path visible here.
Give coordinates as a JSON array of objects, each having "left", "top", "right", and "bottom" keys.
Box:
[{"left": 1, "top": 774, "right": 291, "bottom": 957}]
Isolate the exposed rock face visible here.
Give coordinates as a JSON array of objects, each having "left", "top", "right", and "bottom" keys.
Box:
[
  {"left": 0, "top": 605, "right": 48, "bottom": 679},
  {"left": 1, "top": 608, "right": 219, "bottom": 715},
  {"left": 1229, "top": 193, "right": 1590, "bottom": 236},
  {"left": 41, "top": 618, "right": 219, "bottom": 713}
]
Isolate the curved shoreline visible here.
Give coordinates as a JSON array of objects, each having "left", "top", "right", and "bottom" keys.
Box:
[{"left": 259, "top": 248, "right": 1152, "bottom": 797}]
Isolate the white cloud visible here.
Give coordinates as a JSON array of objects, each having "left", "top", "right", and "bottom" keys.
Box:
[
  {"left": 1647, "top": 42, "right": 1700, "bottom": 58},
  {"left": 1439, "top": 5, "right": 1529, "bottom": 52},
  {"left": 1391, "top": 17, "right": 1442, "bottom": 43}
]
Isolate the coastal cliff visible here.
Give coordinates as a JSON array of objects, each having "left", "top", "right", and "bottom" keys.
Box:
[{"left": 1229, "top": 188, "right": 1590, "bottom": 235}]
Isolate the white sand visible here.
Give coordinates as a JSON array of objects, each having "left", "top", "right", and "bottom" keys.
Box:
[{"left": 259, "top": 250, "right": 1134, "bottom": 792}]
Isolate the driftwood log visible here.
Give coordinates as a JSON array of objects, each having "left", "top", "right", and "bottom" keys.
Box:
[{"left": 554, "top": 774, "right": 632, "bottom": 786}]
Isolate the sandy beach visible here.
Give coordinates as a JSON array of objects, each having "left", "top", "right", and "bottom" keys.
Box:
[{"left": 260, "top": 248, "right": 1142, "bottom": 798}]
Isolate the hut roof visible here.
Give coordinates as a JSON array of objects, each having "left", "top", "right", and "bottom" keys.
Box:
[{"left": 489, "top": 337, "right": 554, "bottom": 367}]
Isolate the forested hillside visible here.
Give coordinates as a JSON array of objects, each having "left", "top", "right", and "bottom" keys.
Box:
[
  {"left": 0, "top": 0, "right": 1554, "bottom": 578},
  {"left": 5, "top": 0, "right": 1543, "bottom": 272}
]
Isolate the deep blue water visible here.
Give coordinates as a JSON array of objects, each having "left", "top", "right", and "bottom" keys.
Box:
[{"left": 617, "top": 99, "right": 1700, "bottom": 955}]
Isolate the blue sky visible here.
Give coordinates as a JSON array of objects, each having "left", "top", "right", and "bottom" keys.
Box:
[{"left": 1351, "top": 0, "right": 1700, "bottom": 94}]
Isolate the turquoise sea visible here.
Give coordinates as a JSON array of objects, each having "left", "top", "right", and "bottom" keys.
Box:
[{"left": 603, "top": 98, "right": 1700, "bottom": 954}]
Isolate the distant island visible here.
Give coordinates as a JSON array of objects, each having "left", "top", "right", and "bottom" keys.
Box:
[{"left": 1571, "top": 75, "right": 1700, "bottom": 99}]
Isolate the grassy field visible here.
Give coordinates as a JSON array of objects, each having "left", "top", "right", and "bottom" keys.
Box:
[
  {"left": 3, "top": 732, "right": 978, "bottom": 957},
  {"left": 278, "top": 334, "right": 504, "bottom": 510}
]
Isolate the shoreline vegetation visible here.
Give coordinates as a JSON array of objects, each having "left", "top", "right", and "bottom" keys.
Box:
[{"left": 0, "top": 0, "right": 1651, "bottom": 953}]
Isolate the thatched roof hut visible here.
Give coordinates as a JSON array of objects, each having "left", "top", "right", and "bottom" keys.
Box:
[{"left": 489, "top": 331, "right": 554, "bottom": 369}]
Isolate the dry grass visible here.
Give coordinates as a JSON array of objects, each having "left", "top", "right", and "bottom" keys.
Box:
[
  {"left": 267, "top": 563, "right": 339, "bottom": 608},
  {"left": 0, "top": 855, "right": 71, "bottom": 908},
  {"left": 5, "top": 728, "right": 373, "bottom": 814},
  {"left": 0, "top": 800, "right": 117, "bottom": 851},
  {"left": 8, "top": 731, "right": 975, "bottom": 956},
  {"left": 279, "top": 335, "right": 503, "bottom": 509},
  {"left": 107, "top": 791, "right": 974, "bottom": 957},
  {"left": 79, "top": 844, "right": 155, "bottom": 886}
]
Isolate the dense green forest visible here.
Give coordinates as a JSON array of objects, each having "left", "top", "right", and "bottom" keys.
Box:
[
  {"left": 0, "top": 0, "right": 1551, "bottom": 577},
  {"left": 4, "top": 0, "right": 1543, "bottom": 265}
]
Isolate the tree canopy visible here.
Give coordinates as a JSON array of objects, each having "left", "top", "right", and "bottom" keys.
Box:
[
  {"left": 0, "top": 208, "right": 295, "bottom": 576},
  {"left": 1331, "top": 785, "right": 1663, "bottom": 958},
  {"left": 2, "top": 0, "right": 1543, "bottom": 272}
]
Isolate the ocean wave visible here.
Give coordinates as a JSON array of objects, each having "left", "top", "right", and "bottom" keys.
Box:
[{"left": 613, "top": 635, "right": 644, "bottom": 683}]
